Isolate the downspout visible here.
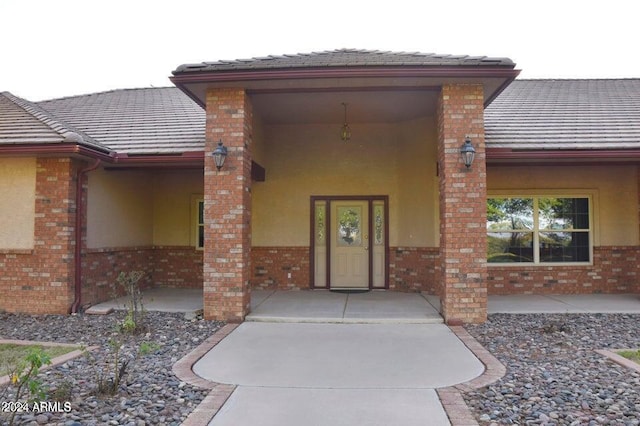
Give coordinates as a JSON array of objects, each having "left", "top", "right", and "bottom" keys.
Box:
[{"left": 71, "top": 159, "right": 101, "bottom": 314}]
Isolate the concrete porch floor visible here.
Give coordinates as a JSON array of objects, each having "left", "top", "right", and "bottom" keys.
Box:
[
  {"left": 87, "top": 288, "right": 640, "bottom": 319},
  {"left": 248, "top": 289, "right": 443, "bottom": 323}
]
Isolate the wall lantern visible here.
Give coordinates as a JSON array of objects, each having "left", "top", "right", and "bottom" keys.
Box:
[
  {"left": 340, "top": 102, "right": 351, "bottom": 142},
  {"left": 212, "top": 140, "right": 227, "bottom": 171},
  {"left": 460, "top": 136, "right": 476, "bottom": 169}
]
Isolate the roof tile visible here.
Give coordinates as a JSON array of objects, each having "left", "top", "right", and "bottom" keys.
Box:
[
  {"left": 38, "top": 87, "right": 205, "bottom": 154},
  {"left": 173, "top": 48, "right": 515, "bottom": 74},
  {"left": 0, "top": 91, "right": 109, "bottom": 152},
  {"left": 485, "top": 79, "right": 640, "bottom": 149}
]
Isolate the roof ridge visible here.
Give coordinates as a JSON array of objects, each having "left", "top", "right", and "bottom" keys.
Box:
[{"left": 1, "top": 91, "right": 111, "bottom": 152}]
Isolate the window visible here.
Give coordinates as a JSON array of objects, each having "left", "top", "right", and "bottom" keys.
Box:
[
  {"left": 191, "top": 199, "right": 204, "bottom": 249},
  {"left": 487, "top": 196, "right": 591, "bottom": 264}
]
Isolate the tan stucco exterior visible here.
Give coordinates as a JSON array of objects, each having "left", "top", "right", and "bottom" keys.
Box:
[
  {"left": 251, "top": 118, "right": 439, "bottom": 247},
  {"left": 487, "top": 165, "right": 639, "bottom": 246},
  {"left": 0, "top": 157, "right": 35, "bottom": 249},
  {"left": 153, "top": 170, "right": 203, "bottom": 246},
  {"left": 87, "top": 169, "right": 154, "bottom": 248},
  {"left": 87, "top": 168, "right": 204, "bottom": 248}
]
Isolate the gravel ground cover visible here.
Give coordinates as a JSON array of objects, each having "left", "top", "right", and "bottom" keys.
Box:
[
  {"left": 464, "top": 313, "right": 640, "bottom": 425},
  {"left": 1, "top": 311, "right": 223, "bottom": 426}
]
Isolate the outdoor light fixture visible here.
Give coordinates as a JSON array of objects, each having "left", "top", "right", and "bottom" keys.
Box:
[
  {"left": 460, "top": 136, "right": 476, "bottom": 169},
  {"left": 212, "top": 140, "right": 227, "bottom": 171},
  {"left": 340, "top": 102, "right": 351, "bottom": 142}
]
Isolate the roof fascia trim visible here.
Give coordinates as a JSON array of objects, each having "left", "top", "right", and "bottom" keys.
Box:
[
  {"left": 0, "top": 144, "right": 205, "bottom": 166},
  {"left": 0, "top": 144, "right": 116, "bottom": 161},
  {"left": 487, "top": 148, "right": 640, "bottom": 162},
  {"left": 170, "top": 66, "right": 520, "bottom": 84}
]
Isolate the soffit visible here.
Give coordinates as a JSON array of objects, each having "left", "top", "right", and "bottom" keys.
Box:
[{"left": 251, "top": 90, "right": 439, "bottom": 124}]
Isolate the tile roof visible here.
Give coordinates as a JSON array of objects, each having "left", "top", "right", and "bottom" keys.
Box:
[
  {"left": 173, "top": 48, "right": 515, "bottom": 74},
  {"left": 485, "top": 79, "right": 640, "bottom": 150},
  {"left": 0, "top": 91, "right": 108, "bottom": 152},
  {"left": 4, "top": 78, "right": 640, "bottom": 158},
  {"left": 38, "top": 87, "right": 205, "bottom": 154}
]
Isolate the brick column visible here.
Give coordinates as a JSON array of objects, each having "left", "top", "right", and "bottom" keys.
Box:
[
  {"left": 203, "top": 88, "right": 252, "bottom": 321},
  {"left": 35, "top": 158, "right": 78, "bottom": 313},
  {"left": 437, "top": 84, "right": 487, "bottom": 324}
]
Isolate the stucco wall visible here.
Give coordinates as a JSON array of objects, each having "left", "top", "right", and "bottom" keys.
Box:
[
  {"left": 87, "top": 169, "right": 154, "bottom": 248},
  {"left": 0, "top": 157, "right": 35, "bottom": 249},
  {"left": 87, "top": 168, "right": 204, "bottom": 249},
  {"left": 252, "top": 119, "right": 439, "bottom": 247},
  {"left": 396, "top": 117, "right": 439, "bottom": 246},
  {"left": 487, "top": 165, "right": 639, "bottom": 246},
  {"left": 153, "top": 169, "right": 203, "bottom": 246}
]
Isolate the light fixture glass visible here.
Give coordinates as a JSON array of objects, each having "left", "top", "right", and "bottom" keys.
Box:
[
  {"left": 212, "top": 140, "right": 227, "bottom": 171},
  {"left": 341, "top": 102, "right": 351, "bottom": 141},
  {"left": 460, "top": 137, "right": 476, "bottom": 169}
]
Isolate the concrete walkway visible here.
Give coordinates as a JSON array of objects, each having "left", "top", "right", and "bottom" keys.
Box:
[
  {"left": 165, "top": 290, "right": 638, "bottom": 425},
  {"left": 487, "top": 293, "right": 640, "bottom": 313},
  {"left": 193, "top": 322, "right": 483, "bottom": 425}
]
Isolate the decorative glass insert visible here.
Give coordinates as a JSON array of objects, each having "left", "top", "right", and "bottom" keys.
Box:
[
  {"left": 337, "top": 206, "right": 361, "bottom": 246},
  {"left": 315, "top": 202, "right": 326, "bottom": 244},
  {"left": 374, "top": 203, "right": 384, "bottom": 245},
  {"left": 487, "top": 196, "right": 590, "bottom": 264}
]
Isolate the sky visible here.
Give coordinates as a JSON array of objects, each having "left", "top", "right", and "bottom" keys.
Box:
[{"left": 0, "top": 0, "right": 637, "bottom": 101}]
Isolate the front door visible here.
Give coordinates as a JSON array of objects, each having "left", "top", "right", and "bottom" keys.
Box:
[
  {"left": 331, "top": 201, "right": 369, "bottom": 289},
  {"left": 311, "top": 196, "right": 388, "bottom": 289}
]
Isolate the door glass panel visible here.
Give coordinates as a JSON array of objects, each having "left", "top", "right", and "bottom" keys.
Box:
[
  {"left": 337, "top": 206, "right": 362, "bottom": 246},
  {"left": 373, "top": 202, "right": 384, "bottom": 245},
  {"left": 315, "top": 201, "right": 326, "bottom": 245},
  {"left": 313, "top": 201, "right": 327, "bottom": 288}
]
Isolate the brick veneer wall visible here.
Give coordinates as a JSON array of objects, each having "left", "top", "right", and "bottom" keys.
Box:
[
  {"left": 251, "top": 247, "right": 309, "bottom": 290},
  {"left": 389, "top": 247, "right": 440, "bottom": 293},
  {"left": 153, "top": 246, "right": 203, "bottom": 289},
  {"left": 488, "top": 246, "right": 640, "bottom": 294},
  {"left": 0, "top": 158, "right": 79, "bottom": 314},
  {"left": 250, "top": 246, "right": 442, "bottom": 293},
  {"left": 82, "top": 248, "right": 155, "bottom": 307},
  {"left": 82, "top": 246, "right": 203, "bottom": 307}
]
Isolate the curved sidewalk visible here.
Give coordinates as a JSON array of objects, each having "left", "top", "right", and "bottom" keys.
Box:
[{"left": 176, "top": 321, "right": 504, "bottom": 426}]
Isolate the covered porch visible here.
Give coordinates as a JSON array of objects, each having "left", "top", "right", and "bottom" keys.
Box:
[
  {"left": 170, "top": 49, "right": 521, "bottom": 324},
  {"left": 86, "top": 288, "right": 640, "bottom": 319}
]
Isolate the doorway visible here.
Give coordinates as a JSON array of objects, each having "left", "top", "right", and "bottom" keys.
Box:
[{"left": 311, "top": 196, "right": 388, "bottom": 289}]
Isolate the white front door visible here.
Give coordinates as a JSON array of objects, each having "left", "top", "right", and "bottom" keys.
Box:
[{"left": 330, "top": 201, "right": 369, "bottom": 289}]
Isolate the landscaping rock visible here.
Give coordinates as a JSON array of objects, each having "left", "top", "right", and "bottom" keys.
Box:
[
  {"left": 0, "top": 311, "right": 222, "bottom": 425},
  {"left": 465, "top": 313, "right": 640, "bottom": 425}
]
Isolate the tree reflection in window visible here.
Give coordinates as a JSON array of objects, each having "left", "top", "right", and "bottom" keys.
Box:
[
  {"left": 487, "top": 198, "right": 534, "bottom": 263},
  {"left": 338, "top": 207, "right": 361, "bottom": 246},
  {"left": 487, "top": 197, "right": 590, "bottom": 263}
]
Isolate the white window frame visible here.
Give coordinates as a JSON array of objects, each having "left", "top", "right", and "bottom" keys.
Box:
[{"left": 487, "top": 191, "right": 595, "bottom": 266}]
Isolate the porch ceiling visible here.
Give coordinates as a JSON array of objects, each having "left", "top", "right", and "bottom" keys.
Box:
[{"left": 251, "top": 90, "right": 439, "bottom": 125}]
